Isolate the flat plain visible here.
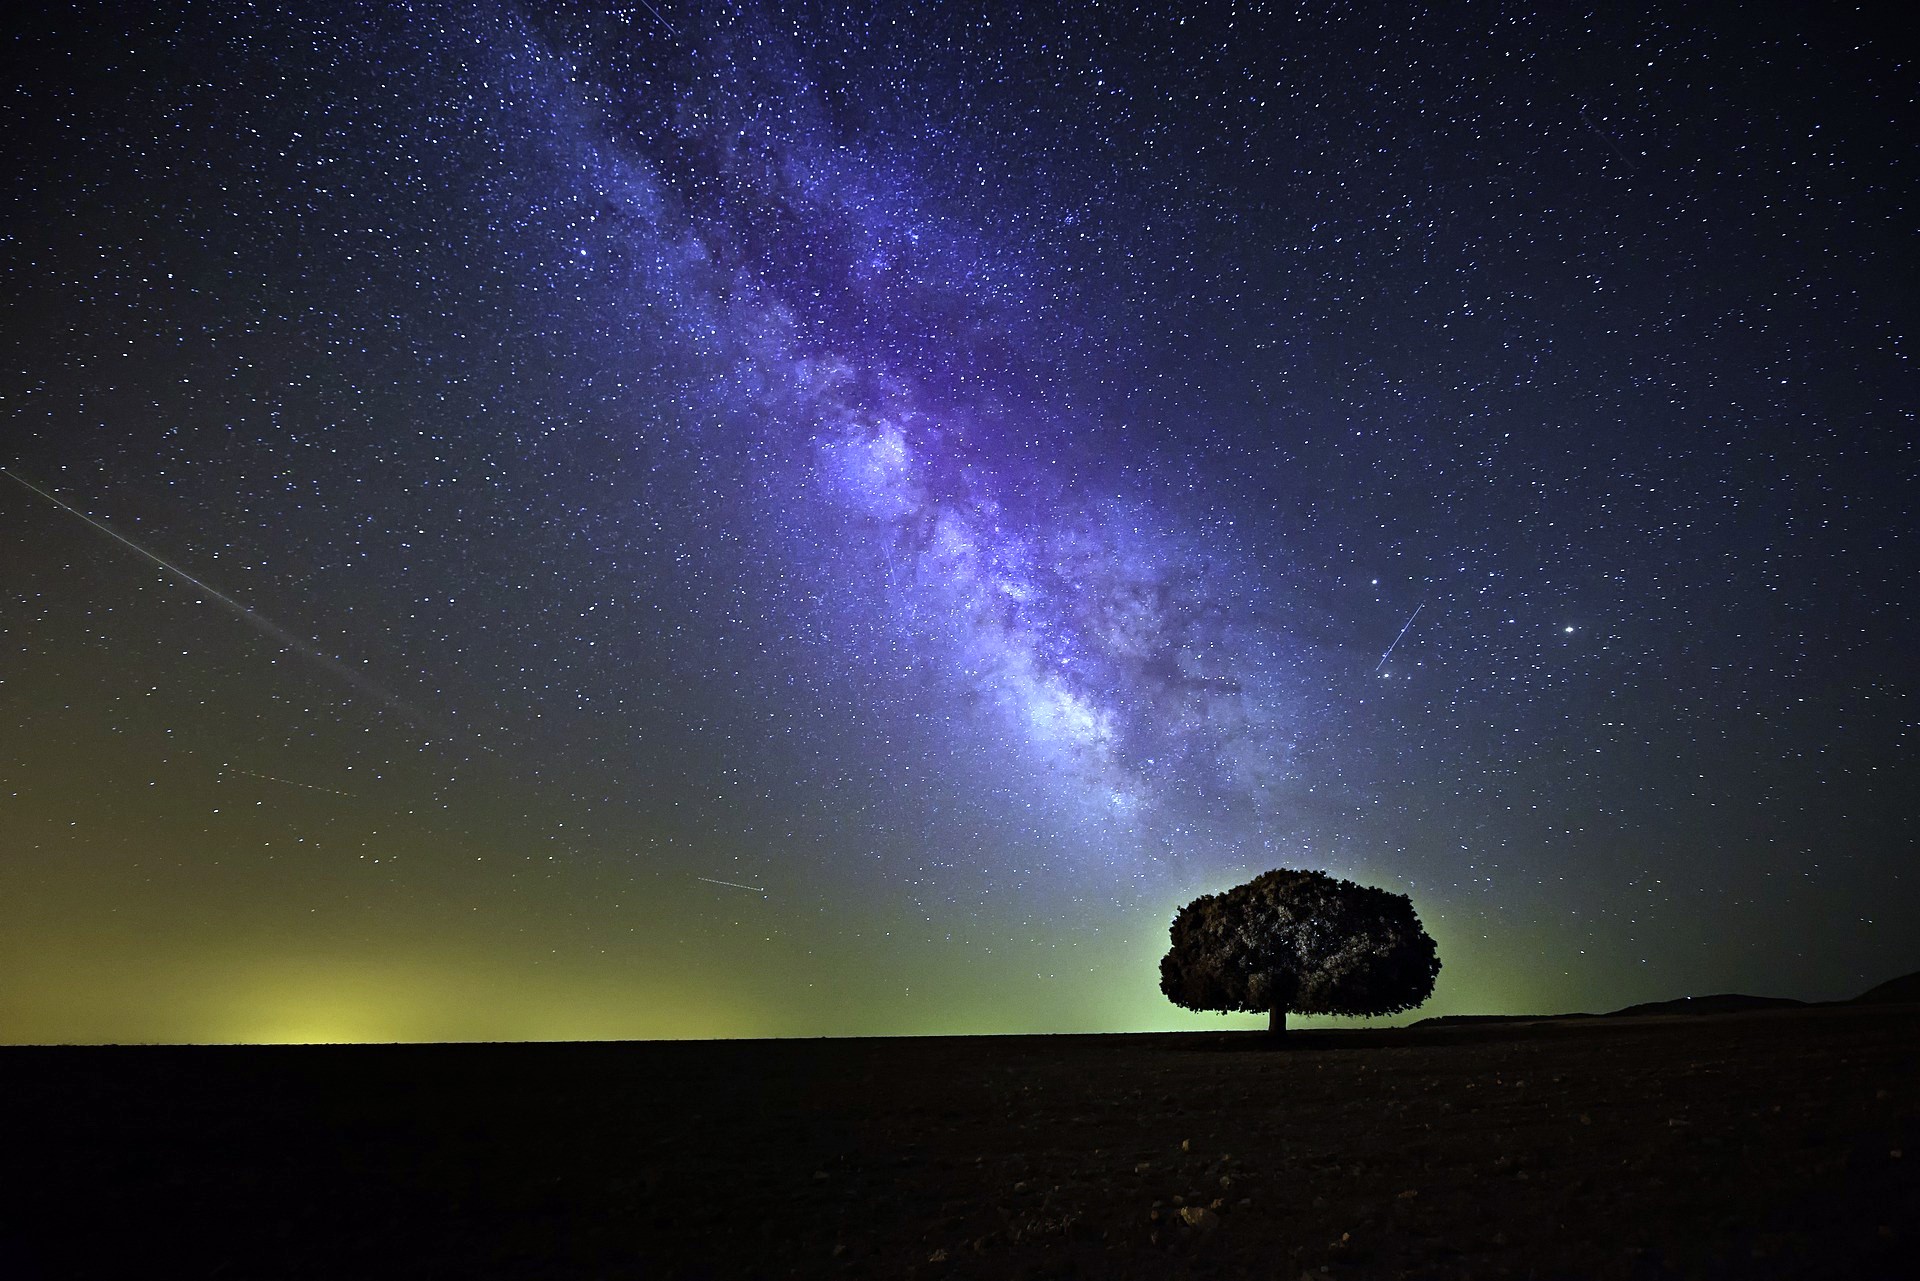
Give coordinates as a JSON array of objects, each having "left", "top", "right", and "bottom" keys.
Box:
[{"left": 2, "top": 1003, "right": 1914, "bottom": 1278}]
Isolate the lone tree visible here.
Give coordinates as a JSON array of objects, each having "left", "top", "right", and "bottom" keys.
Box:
[{"left": 1160, "top": 869, "right": 1440, "bottom": 1037}]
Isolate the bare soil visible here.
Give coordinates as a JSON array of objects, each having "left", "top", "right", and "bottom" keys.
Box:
[{"left": 2, "top": 1003, "right": 1914, "bottom": 1278}]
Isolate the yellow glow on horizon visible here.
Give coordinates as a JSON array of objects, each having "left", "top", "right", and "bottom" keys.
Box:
[
  {"left": 203, "top": 954, "right": 775, "bottom": 1045},
  {"left": 0, "top": 867, "right": 1599, "bottom": 1046}
]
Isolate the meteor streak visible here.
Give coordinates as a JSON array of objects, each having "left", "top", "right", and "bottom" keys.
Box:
[
  {"left": 221, "top": 766, "right": 358, "bottom": 798},
  {"left": 1374, "top": 602, "right": 1425, "bottom": 673},
  {"left": 637, "top": 0, "right": 676, "bottom": 37},
  {"left": 695, "top": 876, "right": 766, "bottom": 893},
  {"left": 2, "top": 467, "right": 428, "bottom": 723}
]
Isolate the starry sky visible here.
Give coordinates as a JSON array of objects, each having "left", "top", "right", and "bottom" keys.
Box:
[{"left": 2, "top": 0, "right": 1913, "bottom": 1044}]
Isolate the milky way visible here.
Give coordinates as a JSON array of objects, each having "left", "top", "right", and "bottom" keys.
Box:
[{"left": 466, "top": 7, "right": 1343, "bottom": 854}]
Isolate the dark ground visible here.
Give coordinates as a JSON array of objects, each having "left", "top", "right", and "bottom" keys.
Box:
[{"left": 1, "top": 1003, "right": 1914, "bottom": 1279}]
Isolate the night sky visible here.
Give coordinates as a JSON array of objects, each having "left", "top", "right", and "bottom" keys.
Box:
[{"left": 3, "top": 1, "right": 1912, "bottom": 1045}]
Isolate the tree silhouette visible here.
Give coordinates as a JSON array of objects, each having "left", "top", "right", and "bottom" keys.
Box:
[{"left": 1160, "top": 869, "right": 1441, "bottom": 1036}]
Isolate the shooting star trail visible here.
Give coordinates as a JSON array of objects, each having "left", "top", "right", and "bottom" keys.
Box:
[
  {"left": 221, "top": 766, "right": 358, "bottom": 798},
  {"left": 1578, "top": 105, "right": 1637, "bottom": 167},
  {"left": 1374, "top": 602, "right": 1425, "bottom": 673},
  {"left": 696, "top": 876, "right": 766, "bottom": 893},
  {"left": 2, "top": 467, "right": 429, "bottom": 723},
  {"left": 637, "top": 0, "right": 676, "bottom": 37}
]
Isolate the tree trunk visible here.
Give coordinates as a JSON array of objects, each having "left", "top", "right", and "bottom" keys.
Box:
[{"left": 1268, "top": 1006, "right": 1287, "bottom": 1038}]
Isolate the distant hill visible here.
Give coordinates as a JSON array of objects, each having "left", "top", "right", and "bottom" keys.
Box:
[
  {"left": 1605, "top": 994, "right": 1806, "bottom": 1018},
  {"left": 1852, "top": 970, "right": 1920, "bottom": 1004},
  {"left": 1409, "top": 969, "right": 1919, "bottom": 1028}
]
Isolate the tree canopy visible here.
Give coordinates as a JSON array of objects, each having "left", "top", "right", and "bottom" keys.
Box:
[{"left": 1160, "top": 869, "right": 1440, "bottom": 1033}]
